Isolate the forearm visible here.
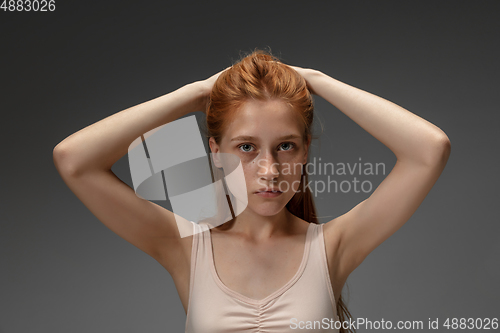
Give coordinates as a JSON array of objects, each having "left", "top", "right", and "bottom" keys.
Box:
[
  {"left": 308, "top": 70, "right": 450, "bottom": 166},
  {"left": 54, "top": 81, "right": 206, "bottom": 175}
]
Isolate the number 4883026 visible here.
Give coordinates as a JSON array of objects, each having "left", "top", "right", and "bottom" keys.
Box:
[
  {"left": 443, "top": 318, "right": 498, "bottom": 330},
  {"left": 1, "top": 0, "right": 56, "bottom": 12}
]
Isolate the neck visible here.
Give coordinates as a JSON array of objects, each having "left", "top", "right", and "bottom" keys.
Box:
[{"left": 224, "top": 207, "right": 297, "bottom": 241}]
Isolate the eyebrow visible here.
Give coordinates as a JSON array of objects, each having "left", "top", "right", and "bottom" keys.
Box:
[{"left": 230, "top": 134, "right": 302, "bottom": 142}]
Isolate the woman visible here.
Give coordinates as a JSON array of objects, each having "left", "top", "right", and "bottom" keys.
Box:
[{"left": 53, "top": 50, "right": 451, "bottom": 332}]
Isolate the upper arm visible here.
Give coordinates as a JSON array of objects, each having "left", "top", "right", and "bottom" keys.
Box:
[
  {"left": 53, "top": 148, "right": 193, "bottom": 275},
  {"left": 324, "top": 138, "right": 451, "bottom": 282}
]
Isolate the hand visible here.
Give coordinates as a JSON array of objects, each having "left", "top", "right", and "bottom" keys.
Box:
[
  {"left": 196, "top": 67, "right": 231, "bottom": 114},
  {"left": 286, "top": 65, "right": 320, "bottom": 95}
]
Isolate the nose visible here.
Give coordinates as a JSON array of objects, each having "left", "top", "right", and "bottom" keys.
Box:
[{"left": 257, "top": 151, "right": 280, "bottom": 182}]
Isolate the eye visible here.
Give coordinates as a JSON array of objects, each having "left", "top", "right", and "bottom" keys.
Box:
[
  {"left": 237, "top": 142, "right": 296, "bottom": 153},
  {"left": 279, "top": 142, "right": 295, "bottom": 151},
  {"left": 238, "top": 144, "right": 255, "bottom": 153}
]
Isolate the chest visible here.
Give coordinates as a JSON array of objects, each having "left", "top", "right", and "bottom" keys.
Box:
[
  {"left": 185, "top": 225, "right": 341, "bottom": 333},
  {"left": 211, "top": 235, "right": 306, "bottom": 301}
]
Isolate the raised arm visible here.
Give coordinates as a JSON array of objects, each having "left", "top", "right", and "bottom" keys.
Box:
[
  {"left": 291, "top": 66, "right": 451, "bottom": 283},
  {"left": 53, "top": 71, "right": 222, "bottom": 276}
]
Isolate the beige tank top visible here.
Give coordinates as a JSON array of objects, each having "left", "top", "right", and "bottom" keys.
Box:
[{"left": 185, "top": 222, "right": 340, "bottom": 332}]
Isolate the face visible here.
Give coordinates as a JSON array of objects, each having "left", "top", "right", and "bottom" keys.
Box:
[{"left": 209, "top": 99, "right": 311, "bottom": 216}]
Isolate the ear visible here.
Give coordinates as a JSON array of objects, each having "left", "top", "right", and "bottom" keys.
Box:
[{"left": 209, "top": 137, "right": 223, "bottom": 168}]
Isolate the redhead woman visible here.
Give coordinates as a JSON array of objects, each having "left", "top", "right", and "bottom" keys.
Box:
[{"left": 53, "top": 50, "right": 450, "bottom": 333}]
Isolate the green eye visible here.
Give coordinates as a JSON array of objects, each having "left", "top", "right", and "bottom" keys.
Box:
[
  {"left": 237, "top": 142, "right": 296, "bottom": 153},
  {"left": 280, "top": 142, "right": 295, "bottom": 151},
  {"left": 238, "top": 144, "right": 254, "bottom": 152}
]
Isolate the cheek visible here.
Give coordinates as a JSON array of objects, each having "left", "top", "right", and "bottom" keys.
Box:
[
  {"left": 281, "top": 161, "right": 304, "bottom": 177},
  {"left": 281, "top": 175, "right": 303, "bottom": 193},
  {"left": 241, "top": 165, "right": 255, "bottom": 189},
  {"left": 240, "top": 159, "right": 303, "bottom": 178},
  {"left": 281, "top": 152, "right": 306, "bottom": 171}
]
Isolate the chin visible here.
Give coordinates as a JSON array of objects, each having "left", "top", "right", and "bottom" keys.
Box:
[
  {"left": 253, "top": 207, "right": 284, "bottom": 217},
  {"left": 247, "top": 194, "right": 290, "bottom": 216}
]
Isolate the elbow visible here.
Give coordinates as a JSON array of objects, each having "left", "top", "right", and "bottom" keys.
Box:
[
  {"left": 436, "top": 131, "right": 451, "bottom": 160},
  {"left": 426, "top": 132, "right": 451, "bottom": 167},
  {"left": 53, "top": 142, "right": 65, "bottom": 171},
  {"left": 53, "top": 142, "right": 81, "bottom": 178}
]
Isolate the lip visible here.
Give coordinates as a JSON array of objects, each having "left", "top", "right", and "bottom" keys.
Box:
[
  {"left": 255, "top": 188, "right": 281, "bottom": 193},
  {"left": 255, "top": 190, "right": 283, "bottom": 198}
]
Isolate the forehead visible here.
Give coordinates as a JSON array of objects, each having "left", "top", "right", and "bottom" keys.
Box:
[{"left": 223, "top": 99, "right": 304, "bottom": 142}]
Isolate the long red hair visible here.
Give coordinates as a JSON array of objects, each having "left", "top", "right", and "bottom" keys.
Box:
[{"left": 202, "top": 49, "right": 355, "bottom": 333}]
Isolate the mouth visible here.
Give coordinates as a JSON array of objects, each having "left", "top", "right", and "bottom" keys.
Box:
[
  {"left": 255, "top": 189, "right": 282, "bottom": 194},
  {"left": 255, "top": 190, "right": 283, "bottom": 197}
]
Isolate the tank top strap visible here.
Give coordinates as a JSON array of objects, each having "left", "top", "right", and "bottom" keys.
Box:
[
  {"left": 190, "top": 222, "right": 211, "bottom": 275},
  {"left": 305, "top": 223, "right": 337, "bottom": 312},
  {"left": 188, "top": 223, "right": 200, "bottom": 313},
  {"left": 186, "top": 223, "right": 211, "bottom": 329}
]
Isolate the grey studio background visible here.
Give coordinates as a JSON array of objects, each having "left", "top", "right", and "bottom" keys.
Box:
[{"left": 1, "top": 1, "right": 499, "bottom": 332}]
